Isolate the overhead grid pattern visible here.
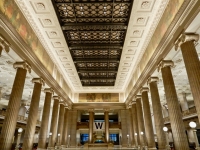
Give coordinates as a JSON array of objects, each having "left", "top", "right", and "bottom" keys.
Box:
[{"left": 52, "top": 0, "right": 133, "bottom": 86}]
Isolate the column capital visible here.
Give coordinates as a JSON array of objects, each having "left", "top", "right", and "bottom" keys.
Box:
[
  {"left": 0, "top": 34, "right": 10, "bottom": 53},
  {"left": 44, "top": 88, "right": 54, "bottom": 94},
  {"left": 134, "top": 95, "right": 141, "bottom": 100},
  {"left": 53, "top": 96, "right": 61, "bottom": 101},
  {"left": 157, "top": 60, "right": 174, "bottom": 72},
  {"left": 175, "top": 33, "right": 199, "bottom": 50},
  {"left": 32, "top": 78, "right": 45, "bottom": 86},
  {"left": 147, "top": 77, "right": 159, "bottom": 85},
  {"left": 140, "top": 87, "right": 149, "bottom": 93},
  {"left": 127, "top": 104, "right": 132, "bottom": 109},
  {"left": 59, "top": 101, "right": 65, "bottom": 105},
  {"left": 88, "top": 108, "right": 94, "bottom": 112},
  {"left": 64, "top": 105, "right": 69, "bottom": 109},
  {"left": 104, "top": 108, "right": 110, "bottom": 112},
  {"left": 13, "top": 61, "right": 31, "bottom": 73}
]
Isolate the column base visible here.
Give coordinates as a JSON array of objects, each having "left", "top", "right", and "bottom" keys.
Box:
[
  {"left": 47, "top": 147, "right": 55, "bottom": 150},
  {"left": 166, "top": 145, "right": 171, "bottom": 150},
  {"left": 148, "top": 148, "right": 157, "bottom": 150}
]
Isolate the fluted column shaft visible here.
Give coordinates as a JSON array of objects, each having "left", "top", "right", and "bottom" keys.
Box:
[
  {"left": 161, "top": 65, "right": 189, "bottom": 150},
  {"left": 38, "top": 89, "right": 53, "bottom": 149},
  {"left": 49, "top": 97, "right": 60, "bottom": 147},
  {"left": 131, "top": 103, "right": 140, "bottom": 146},
  {"left": 149, "top": 79, "right": 167, "bottom": 149},
  {"left": 141, "top": 89, "right": 156, "bottom": 149},
  {"left": 104, "top": 110, "right": 109, "bottom": 143},
  {"left": 128, "top": 108, "right": 134, "bottom": 146},
  {"left": 89, "top": 111, "right": 94, "bottom": 143},
  {"left": 57, "top": 103, "right": 65, "bottom": 146},
  {"left": 61, "top": 107, "right": 68, "bottom": 146},
  {"left": 22, "top": 79, "right": 43, "bottom": 150},
  {"left": 180, "top": 40, "right": 200, "bottom": 123},
  {"left": 136, "top": 98, "right": 146, "bottom": 147},
  {"left": 0, "top": 67, "right": 27, "bottom": 150}
]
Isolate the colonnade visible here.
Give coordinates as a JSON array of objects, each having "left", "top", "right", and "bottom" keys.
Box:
[
  {"left": 0, "top": 39, "right": 70, "bottom": 150},
  {"left": 127, "top": 33, "right": 200, "bottom": 150}
]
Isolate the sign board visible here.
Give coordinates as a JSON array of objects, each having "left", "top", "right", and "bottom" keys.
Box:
[{"left": 93, "top": 122, "right": 105, "bottom": 131}]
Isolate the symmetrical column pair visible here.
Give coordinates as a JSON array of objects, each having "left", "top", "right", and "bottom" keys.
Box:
[{"left": 88, "top": 109, "right": 110, "bottom": 144}]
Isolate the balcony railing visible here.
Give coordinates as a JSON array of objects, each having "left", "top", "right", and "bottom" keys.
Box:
[{"left": 0, "top": 110, "right": 41, "bottom": 126}]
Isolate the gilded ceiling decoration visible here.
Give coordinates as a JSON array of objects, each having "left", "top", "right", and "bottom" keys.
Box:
[{"left": 52, "top": 0, "right": 133, "bottom": 86}]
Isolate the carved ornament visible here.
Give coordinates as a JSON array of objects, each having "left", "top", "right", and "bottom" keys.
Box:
[
  {"left": 140, "top": 87, "right": 149, "bottom": 93},
  {"left": 44, "top": 88, "right": 54, "bottom": 94},
  {"left": 147, "top": 77, "right": 159, "bottom": 85},
  {"left": 13, "top": 61, "right": 31, "bottom": 73},
  {"left": 53, "top": 95, "right": 61, "bottom": 101},
  {"left": 32, "top": 78, "right": 45, "bottom": 86},
  {"left": 157, "top": 60, "right": 174, "bottom": 72},
  {"left": 175, "top": 33, "right": 199, "bottom": 50},
  {"left": 0, "top": 35, "right": 10, "bottom": 53}
]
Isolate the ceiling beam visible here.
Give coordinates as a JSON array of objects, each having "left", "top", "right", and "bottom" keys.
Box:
[
  {"left": 78, "top": 69, "right": 118, "bottom": 73},
  {"left": 80, "top": 77, "right": 116, "bottom": 80},
  {"left": 74, "top": 58, "right": 120, "bottom": 62},
  {"left": 82, "top": 83, "right": 115, "bottom": 86},
  {"left": 62, "top": 24, "right": 127, "bottom": 30},
  {"left": 69, "top": 44, "right": 123, "bottom": 49}
]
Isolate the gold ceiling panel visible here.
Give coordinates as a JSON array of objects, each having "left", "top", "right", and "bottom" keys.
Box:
[{"left": 52, "top": 0, "right": 133, "bottom": 86}]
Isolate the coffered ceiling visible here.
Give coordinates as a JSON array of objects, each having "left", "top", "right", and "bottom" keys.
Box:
[
  {"left": 14, "top": 0, "right": 167, "bottom": 92},
  {"left": 52, "top": 0, "right": 133, "bottom": 86}
]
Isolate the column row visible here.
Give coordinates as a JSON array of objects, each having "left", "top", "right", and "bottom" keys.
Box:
[
  {"left": 128, "top": 33, "right": 199, "bottom": 150},
  {"left": 0, "top": 61, "right": 70, "bottom": 150}
]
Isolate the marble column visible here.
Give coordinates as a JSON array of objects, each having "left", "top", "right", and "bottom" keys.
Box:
[
  {"left": 140, "top": 87, "right": 156, "bottom": 149},
  {"left": 22, "top": 78, "right": 44, "bottom": 150},
  {"left": 135, "top": 95, "right": 146, "bottom": 148},
  {"left": 131, "top": 102, "right": 140, "bottom": 147},
  {"left": 128, "top": 106, "right": 134, "bottom": 147},
  {"left": 48, "top": 96, "right": 60, "bottom": 148},
  {"left": 147, "top": 77, "right": 167, "bottom": 150},
  {"left": 61, "top": 106, "right": 69, "bottom": 147},
  {"left": 178, "top": 92, "right": 189, "bottom": 112},
  {"left": 162, "top": 105, "right": 169, "bottom": 118},
  {"left": 38, "top": 88, "right": 54, "bottom": 149},
  {"left": 104, "top": 109, "right": 109, "bottom": 143},
  {"left": 175, "top": 34, "right": 200, "bottom": 123},
  {"left": 158, "top": 60, "right": 189, "bottom": 149},
  {"left": 0, "top": 35, "right": 10, "bottom": 56},
  {"left": 89, "top": 109, "right": 94, "bottom": 143},
  {"left": 56, "top": 102, "right": 65, "bottom": 146},
  {"left": 0, "top": 62, "right": 31, "bottom": 150}
]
